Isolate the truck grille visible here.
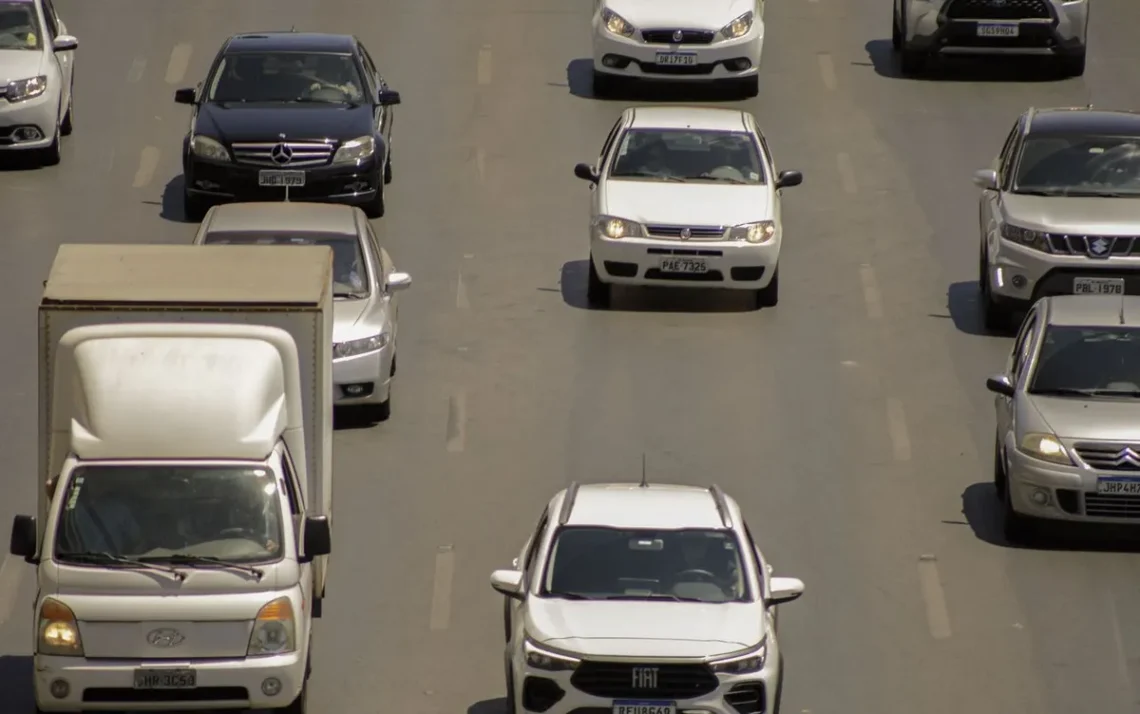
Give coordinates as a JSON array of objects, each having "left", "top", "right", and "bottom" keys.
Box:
[
  {"left": 1074, "top": 443, "right": 1140, "bottom": 471},
  {"left": 1085, "top": 494, "right": 1140, "bottom": 519},
  {"left": 570, "top": 662, "right": 718, "bottom": 699},
  {"left": 641, "top": 29, "right": 716, "bottom": 45},
  {"left": 645, "top": 224, "right": 727, "bottom": 240},
  {"left": 1046, "top": 234, "right": 1140, "bottom": 257},
  {"left": 230, "top": 141, "right": 335, "bottom": 168},
  {"left": 945, "top": 0, "right": 1051, "bottom": 20}
]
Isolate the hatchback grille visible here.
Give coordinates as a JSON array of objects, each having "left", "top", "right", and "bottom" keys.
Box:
[
  {"left": 1074, "top": 443, "right": 1140, "bottom": 471},
  {"left": 570, "top": 662, "right": 718, "bottom": 700},
  {"left": 1046, "top": 234, "right": 1140, "bottom": 258},
  {"left": 645, "top": 224, "right": 726, "bottom": 240},
  {"left": 1085, "top": 494, "right": 1140, "bottom": 519},
  {"left": 230, "top": 141, "right": 335, "bottom": 168},
  {"left": 641, "top": 29, "right": 717, "bottom": 45},
  {"left": 944, "top": 0, "right": 1051, "bottom": 20}
]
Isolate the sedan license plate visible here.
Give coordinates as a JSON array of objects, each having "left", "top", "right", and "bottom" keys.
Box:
[
  {"left": 133, "top": 668, "right": 196, "bottom": 689},
  {"left": 659, "top": 257, "right": 708, "bottom": 274},
  {"left": 655, "top": 52, "right": 697, "bottom": 66},
  {"left": 613, "top": 701, "right": 677, "bottom": 714},
  {"left": 258, "top": 170, "right": 306, "bottom": 187},
  {"left": 976, "top": 22, "right": 1019, "bottom": 37},
  {"left": 1097, "top": 478, "right": 1140, "bottom": 495},
  {"left": 1073, "top": 277, "right": 1125, "bottom": 295}
]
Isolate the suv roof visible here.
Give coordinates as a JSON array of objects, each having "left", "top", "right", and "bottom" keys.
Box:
[
  {"left": 1027, "top": 107, "right": 1140, "bottom": 137},
  {"left": 225, "top": 32, "right": 356, "bottom": 54},
  {"left": 558, "top": 482, "right": 735, "bottom": 530},
  {"left": 1042, "top": 295, "right": 1140, "bottom": 327}
]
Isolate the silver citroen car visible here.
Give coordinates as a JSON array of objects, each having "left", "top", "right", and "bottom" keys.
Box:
[
  {"left": 194, "top": 202, "right": 411, "bottom": 423},
  {"left": 986, "top": 295, "right": 1140, "bottom": 544}
]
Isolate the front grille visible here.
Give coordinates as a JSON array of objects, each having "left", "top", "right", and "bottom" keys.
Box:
[
  {"left": 84, "top": 687, "right": 247, "bottom": 702},
  {"left": 571, "top": 661, "right": 719, "bottom": 699},
  {"left": 726, "top": 682, "right": 766, "bottom": 714},
  {"left": 1085, "top": 494, "right": 1140, "bottom": 519},
  {"left": 1046, "top": 234, "right": 1140, "bottom": 258},
  {"left": 646, "top": 224, "right": 727, "bottom": 240},
  {"left": 230, "top": 141, "right": 335, "bottom": 168},
  {"left": 944, "top": 0, "right": 1051, "bottom": 20},
  {"left": 642, "top": 29, "right": 717, "bottom": 45},
  {"left": 1074, "top": 443, "right": 1140, "bottom": 471},
  {"left": 635, "top": 60, "right": 718, "bottom": 76},
  {"left": 646, "top": 247, "right": 723, "bottom": 257}
]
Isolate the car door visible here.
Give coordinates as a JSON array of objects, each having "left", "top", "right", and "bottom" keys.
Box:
[
  {"left": 505, "top": 507, "right": 550, "bottom": 643},
  {"left": 39, "top": 0, "right": 72, "bottom": 112},
  {"left": 997, "top": 309, "right": 1039, "bottom": 439},
  {"left": 592, "top": 117, "right": 624, "bottom": 222},
  {"left": 357, "top": 44, "right": 392, "bottom": 149},
  {"left": 983, "top": 121, "right": 1021, "bottom": 262}
]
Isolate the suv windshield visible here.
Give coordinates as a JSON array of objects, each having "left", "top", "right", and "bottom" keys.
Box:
[
  {"left": 207, "top": 51, "right": 365, "bottom": 104},
  {"left": 203, "top": 230, "right": 369, "bottom": 296},
  {"left": 1014, "top": 134, "right": 1140, "bottom": 196},
  {"left": 542, "top": 527, "right": 750, "bottom": 603},
  {"left": 0, "top": 1, "right": 41, "bottom": 50},
  {"left": 54, "top": 465, "right": 285, "bottom": 564},
  {"left": 1029, "top": 326, "right": 1140, "bottom": 396},
  {"left": 609, "top": 129, "right": 765, "bottom": 185}
]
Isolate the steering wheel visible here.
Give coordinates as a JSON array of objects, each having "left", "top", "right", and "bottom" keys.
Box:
[{"left": 676, "top": 568, "right": 718, "bottom": 581}]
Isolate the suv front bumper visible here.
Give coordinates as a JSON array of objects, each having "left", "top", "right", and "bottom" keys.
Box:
[
  {"left": 986, "top": 238, "right": 1140, "bottom": 309},
  {"left": 902, "top": 0, "right": 1088, "bottom": 57}
]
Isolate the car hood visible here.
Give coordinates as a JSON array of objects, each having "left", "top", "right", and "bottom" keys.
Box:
[
  {"left": 1002, "top": 194, "right": 1140, "bottom": 234},
  {"left": 194, "top": 102, "right": 374, "bottom": 144},
  {"left": 1028, "top": 395, "right": 1140, "bottom": 441},
  {"left": 527, "top": 600, "right": 762, "bottom": 658},
  {"left": 605, "top": 0, "right": 753, "bottom": 28},
  {"left": 332, "top": 298, "right": 383, "bottom": 342},
  {"left": 603, "top": 181, "right": 771, "bottom": 228},
  {"left": 0, "top": 49, "right": 44, "bottom": 83}
]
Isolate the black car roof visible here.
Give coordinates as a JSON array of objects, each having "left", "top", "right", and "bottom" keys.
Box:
[
  {"left": 224, "top": 32, "right": 356, "bottom": 54},
  {"left": 1028, "top": 108, "right": 1140, "bottom": 137}
]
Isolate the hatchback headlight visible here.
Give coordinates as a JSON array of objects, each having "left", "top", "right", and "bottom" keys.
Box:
[
  {"left": 334, "top": 332, "right": 390, "bottom": 359},
  {"left": 721, "top": 11, "right": 754, "bottom": 39},
  {"left": 709, "top": 638, "right": 766, "bottom": 674},
  {"left": 1019, "top": 432, "right": 1073, "bottom": 466},
  {"left": 524, "top": 637, "right": 580, "bottom": 671},
  {"left": 190, "top": 135, "right": 230, "bottom": 162},
  {"left": 594, "top": 215, "right": 644, "bottom": 240},
  {"left": 1000, "top": 223, "right": 1051, "bottom": 252},
  {"left": 333, "top": 136, "right": 375, "bottom": 165},
  {"left": 6, "top": 75, "right": 46, "bottom": 102},
  {"left": 602, "top": 8, "right": 635, "bottom": 37},
  {"left": 730, "top": 220, "right": 776, "bottom": 244}
]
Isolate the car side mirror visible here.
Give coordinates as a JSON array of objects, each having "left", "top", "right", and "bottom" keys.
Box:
[
  {"left": 378, "top": 89, "right": 402, "bottom": 106},
  {"left": 10, "top": 515, "right": 37, "bottom": 562},
  {"left": 299, "top": 515, "right": 331, "bottom": 562},
  {"left": 768, "top": 576, "right": 804, "bottom": 605},
  {"left": 574, "top": 163, "right": 599, "bottom": 183},
  {"left": 775, "top": 170, "right": 803, "bottom": 189},
  {"left": 490, "top": 569, "right": 525, "bottom": 600},
  {"left": 52, "top": 35, "right": 78, "bottom": 52},
  {"left": 174, "top": 88, "right": 197, "bottom": 105},
  {"left": 985, "top": 374, "right": 1015, "bottom": 397},
  {"left": 972, "top": 169, "right": 999, "bottom": 190},
  {"left": 386, "top": 271, "right": 412, "bottom": 292}
]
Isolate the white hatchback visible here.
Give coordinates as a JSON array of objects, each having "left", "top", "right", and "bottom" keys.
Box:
[{"left": 573, "top": 106, "right": 802, "bottom": 309}]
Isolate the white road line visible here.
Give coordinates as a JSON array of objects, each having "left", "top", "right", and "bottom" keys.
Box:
[
  {"left": 477, "top": 46, "right": 493, "bottom": 86},
  {"left": 164, "top": 44, "right": 192, "bottom": 85},
  {"left": 475, "top": 147, "right": 486, "bottom": 183},
  {"left": 446, "top": 391, "right": 467, "bottom": 453},
  {"left": 917, "top": 555, "right": 952, "bottom": 640},
  {"left": 428, "top": 546, "right": 456, "bottom": 631},
  {"left": 456, "top": 271, "right": 470, "bottom": 310},
  {"left": 836, "top": 152, "right": 857, "bottom": 194},
  {"left": 817, "top": 53, "right": 837, "bottom": 90},
  {"left": 886, "top": 397, "right": 912, "bottom": 462},
  {"left": 132, "top": 146, "right": 160, "bottom": 188},
  {"left": 0, "top": 555, "right": 24, "bottom": 627},
  {"left": 1107, "top": 592, "right": 1135, "bottom": 691},
  {"left": 858, "top": 264, "right": 883, "bottom": 319},
  {"left": 126, "top": 57, "right": 147, "bottom": 84}
]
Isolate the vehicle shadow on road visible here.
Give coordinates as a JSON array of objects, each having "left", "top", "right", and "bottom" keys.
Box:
[
  {"left": 559, "top": 260, "right": 759, "bottom": 313},
  {"left": 332, "top": 408, "right": 383, "bottom": 431},
  {"left": 157, "top": 174, "right": 196, "bottom": 223},
  {"left": 947, "top": 281, "right": 1018, "bottom": 338},
  {"left": 0, "top": 154, "right": 44, "bottom": 172},
  {"left": 563, "top": 58, "right": 749, "bottom": 103},
  {"left": 861, "top": 39, "right": 1070, "bottom": 83},
  {"left": 0, "top": 655, "right": 33, "bottom": 712},
  {"left": 469, "top": 697, "right": 507, "bottom": 714}
]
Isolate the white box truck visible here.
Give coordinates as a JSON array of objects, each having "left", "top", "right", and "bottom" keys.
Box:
[{"left": 9, "top": 244, "right": 335, "bottom": 713}]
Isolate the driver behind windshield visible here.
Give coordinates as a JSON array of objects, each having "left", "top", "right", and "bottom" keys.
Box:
[
  {"left": 670, "top": 531, "right": 739, "bottom": 596},
  {"left": 0, "top": 5, "right": 38, "bottom": 49}
]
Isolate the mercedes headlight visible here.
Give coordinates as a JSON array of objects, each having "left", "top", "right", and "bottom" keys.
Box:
[
  {"left": 709, "top": 638, "right": 766, "bottom": 674},
  {"left": 1000, "top": 223, "right": 1051, "bottom": 253},
  {"left": 190, "top": 135, "right": 230, "bottom": 162},
  {"left": 333, "top": 135, "right": 376, "bottom": 165},
  {"left": 6, "top": 75, "right": 46, "bottom": 102},
  {"left": 721, "top": 11, "right": 754, "bottom": 40},
  {"left": 524, "top": 637, "right": 580, "bottom": 671},
  {"left": 730, "top": 220, "right": 776, "bottom": 244},
  {"left": 334, "top": 332, "right": 390, "bottom": 359},
  {"left": 594, "top": 215, "right": 644, "bottom": 240},
  {"left": 1019, "top": 432, "right": 1073, "bottom": 466},
  {"left": 602, "top": 8, "right": 635, "bottom": 37}
]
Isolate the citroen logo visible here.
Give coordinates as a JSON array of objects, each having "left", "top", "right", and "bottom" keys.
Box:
[
  {"left": 672, "top": 30, "right": 684, "bottom": 42},
  {"left": 1090, "top": 237, "right": 1111, "bottom": 257},
  {"left": 680, "top": 227, "right": 692, "bottom": 240},
  {"left": 1113, "top": 448, "right": 1140, "bottom": 466},
  {"left": 270, "top": 143, "right": 293, "bottom": 166},
  {"left": 146, "top": 628, "right": 185, "bottom": 648}
]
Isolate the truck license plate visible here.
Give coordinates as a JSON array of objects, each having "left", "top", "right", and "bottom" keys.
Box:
[
  {"left": 655, "top": 52, "right": 697, "bottom": 66},
  {"left": 613, "top": 701, "right": 677, "bottom": 714},
  {"left": 258, "top": 170, "right": 306, "bottom": 187},
  {"left": 1073, "top": 277, "right": 1125, "bottom": 295},
  {"left": 133, "top": 668, "right": 197, "bottom": 689},
  {"left": 659, "top": 257, "right": 708, "bottom": 274},
  {"left": 976, "top": 23, "right": 1019, "bottom": 37},
  {"left": 1096, "top": 478, "right": 1140, "bottom": 495}
]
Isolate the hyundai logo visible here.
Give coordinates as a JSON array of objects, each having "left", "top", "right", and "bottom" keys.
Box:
[
  {"left": 1089, "top": 237, "right": 1111, "bottom": 257},
  {"left": 680, "top": 227, "right": 692, "bottom": 240},
  {"left": 270, "top": 143, "right": 294, "bottom": 166},
  {"left": 672, "top": 30, "right": 684, "bottom": 42},
  {"left": 146, "top": 628, "right": 185, "bottom": 648}
]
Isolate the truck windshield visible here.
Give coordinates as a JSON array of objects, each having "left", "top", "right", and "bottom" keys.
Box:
[{"left": 54, "top": 465, "right": 285, "bottom": 565}]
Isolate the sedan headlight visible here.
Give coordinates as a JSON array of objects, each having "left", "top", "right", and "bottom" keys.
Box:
[
  {"left": 602, "top": 8, "right": 635, "bottom": 37},
  {"left": 524, "top": 637, "right": 580, "bottom": 671},
  {"left": 247, "top": 597, "right": 296, "bottom": 656},
  {"left": 721, "top": 11, "right": 754, "bottom": 40},
  {"left": 730, "top": 220, "right": 777, "bottom": 244},
  {"left": 38, "top": 598, "right": 83, "bottom": 657},
  {"left": 1019, "top": 432, "right": 1073, "bottom": 466},
  {"left": 333, "top": 135, "right": 376, "bottom": 165},
  {"left": 1000, "top": 223, "right": 1051, "bottom": 253},
  {"left": 190, "top": 135, "right": 230, "bottom": 162},
  {"left": 594, "top": 215, "right": 644, "bottom": 240},
  {"left": 709, "top": 638, "right": 767, "bottom": 674},
  {"left": 334, "top": 332, "right": 390, "bottom": 360},
  {"left": 6, "top": 75, "right": 46, "bottom": 102}
]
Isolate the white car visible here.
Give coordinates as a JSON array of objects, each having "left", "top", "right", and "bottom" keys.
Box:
[
  {"left": 490, "top": 481, "right": 805, "bottom": 714},
  {"left": 592, "top": 0, "right": 765, "bottom": 97},
  {"left": 0, "top": 0, "right": 76, "bottom": 165},
  {"left": 573, "top": 106, "right": 802, "bottom": 309}
]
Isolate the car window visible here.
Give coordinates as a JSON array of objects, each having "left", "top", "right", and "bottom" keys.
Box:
[
  {"left": 609, "top": 129, "right": 766, "bottom": 185},
  {"left": 996, "top": 122, "right": 1020, "bottom": 187},
  {"left": 598, "top": 118, "right": 623, "bottom": 169},
  {"left": 1030, "top": 326, "right": 1140, "bottom": 395},
  {"left": 207, "top": 51, "right": 365, "bottom": 104},
  {"left": 1010, "top": 313, "right": 1037, "bottom": 380},
  {"left": 1012, "top": 133, "right": 1140, "bottom": 196},
  {"left": 0, "top": 1, "right": 43, "bottom": 49},
  {"left": 39, "top": 0, "right": 58, "bottom": 36},
  {"left": 522, "top": 508, "right": 550, "bottom": 583},
  {"left": 358, "top": 44, "right": 381, "bottom": 91},
  {"left": 202, "top": 230, "right": 370, "bottom": 296}
]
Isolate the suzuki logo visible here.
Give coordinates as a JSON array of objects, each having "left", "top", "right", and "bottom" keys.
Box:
[
  {"left": 632, "top": 667, "right": 658, "bottom": 689},
  {"left": 146, "top": 628, "right": 185, "bottom": 648},
  {"left": 672, "top": 30, "right": 684, "bottom": 42},
  {"left": 1089, "top": 237, "right": 1112, "bottom": 257},
  {"left": 270, "top": 143, "right": 294, "bottom": 165}
]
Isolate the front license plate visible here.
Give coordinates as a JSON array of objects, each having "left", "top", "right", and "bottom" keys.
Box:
[
  {"left": 613, "top": 701, "right": 677, "bottom": 714},
  {"left": 1097, "top": 478, "right": 1140, "bottom": 495},
  {"left": 258, "top": 170, "right": 306, "bottom": 187},
  {"left": 133, "top": 668, "right": 197, "bottom": 689},
  {"left": 659, "top": 257, "right": 708, "bottom": 274},
  {"left": 655, "top": 52, "right": 697, "bottom": 66},
  {"left": 976, "top": 22, "right": 1019, "bottom": 37},
  {"left": 1073, "top": 277, "right": 1125, "bottom": 295}
]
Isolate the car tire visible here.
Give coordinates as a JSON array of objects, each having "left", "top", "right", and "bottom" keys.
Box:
[
  {"left": 60, "top": 87, "right": 74, "bottom": 137},
  {"left": 39, "top": 107, "right": 61, "bottom": 167},
  {"left": 773, "top": 654, "right": 785, "bottom": 713},
  {"left": 183, "top": 191, "right": 209, "bottom": 222},
  {"left": 592, "top": 70, "right": 617, "bottom": 99},
  {"left": 993, "top": 435, "right": 1007, "bottom": 501},
  {"left": 364, "top": 179, "right": 386, "bottom": 219},
  {"left": 756, "top": 267, "right": 779, "bottom": 308},
  {"left": 1058, "top": 52, "right": 1086, "bottom": 78},
  {"left": 586, "top": 254, "right": 611, "bottom": 308},
  {"left": 1002, "top": 471, "right": 1037, "bottom": 546},
  {"left": 504, "top": 663, "right": 517, "bottom": 714},
  {"left": 979, "top": 255, "right": 1013, "bottom": 332},
  {"left": 502, "top": 597, "right": 511, "bottom": 642},
  {"left": 899, "top": 49, "right": 927, "bottom": 76},
  {"left": 891, "top": 6, "right": 903, "bottom": 51},
  {"left": 360, "top": 397, "right": 391, "bottom": 424},
  {"left": 384, "top": 151, "right": 393, "bottom": 184}
]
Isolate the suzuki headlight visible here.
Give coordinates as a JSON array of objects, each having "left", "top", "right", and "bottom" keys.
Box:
[
  {"left": 38, "top": 598, "right": 84, "bottom": 657},
  {"left": 334, "top": 332, "right": 390, "bottom": 359},
  {"left": 594, "top": 215, "right": 644, "bottom": 240},
  {"left": 333, "top": 135, "right": 376, "bottom": 165},
  {"left": 730, "top": 220, "right": 777, "bottom": 244},
  {"left": 1000, "top": 223, "right": 1051, "bottom": 253},
  {"left": 247, "top": 597, "right": 296, "bottom": 656},
  {"left": 1019, "top": 432, "right": 1073, "bottom": 466},
  {"left": 524, "top": 637, "right": 580, "bottom": 671},
  {"left": 6, "top": 75, "right": 46, "bottom": 102},
  {"left": 190, "top": 135, "right": 230, "bottom": 162},
  {"left": 710, "top": 638, "right": 767, "bottom": 674},
  {"left": 721, "top": 11, "right": 754, "bottom": 40},
  {"left": 602, "top": 8, "right": 635, "bottom": 37}
]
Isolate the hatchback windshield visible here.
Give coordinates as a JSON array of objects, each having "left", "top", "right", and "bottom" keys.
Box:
[
  {"left": 1014, "top": 134, "right": 1140, "bottom": 196},
  {"left": 0, "top": 1, "right": 41, "bottom": 50},
  {"left": 1030, "top": 326, "right": 1140, "bottom": 396},
  {"left": 203, "top": 231, "right": 369, "bottom": 296},
  {"left": 54, "top": 466, "right": 284, "bottom": 564},
  {"left": 207, "top": 51, "right": 365, "bottom": 104},
  {"left": 609, "top": 129, "right": 765, "bottom": 185},
  {"left": 542, "top": 527, "right": 750, "bottom": 603}
]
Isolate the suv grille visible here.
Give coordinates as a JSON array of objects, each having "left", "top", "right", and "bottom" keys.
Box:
[
  {"left": 1045, "top": 234, "right": 1140, "bottom": 258},
  {"left": 1074, "top": 443, "right": 1140, "bottom": 472},
  {"left": 945, "top": 0, "right": 1051, "bottom": 20},
  {"left": 230, "top": 141, "right": 335, "bottom": 168},
  {"left": 570, "top": 662, "right": 718, "bottom": 700},
  {"left": 646, "top": 225, "right": 727, "bottom": 240},
  {"left": 641, "top": 29, "right": 716, "bottom": 45}
]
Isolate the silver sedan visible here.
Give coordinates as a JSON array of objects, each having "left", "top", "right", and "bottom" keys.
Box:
[{"left": 193, "top": 201, "right": 411, "bottom": 423}]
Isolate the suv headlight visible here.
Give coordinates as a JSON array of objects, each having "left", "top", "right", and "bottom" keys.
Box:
[
  {"left": 334, "top": 332, "right": 389, "bottom": 359},
  {"left": 730, "top": 220, "right": 776, "bottom": 244},
  {"left": 333, "top": 135, "right": 376, "bottom": 165},
  {"left": 602, "top": 8, "right": 635, "bottom": 37},
  {"left": 38, "top": 598, "right": 84, "bottom": 657},
  {"left": 524, "top": 637, "right": 580, "bottom": 671},
  {"left": 709, "top": 638, "right": 766, "bottom": 674},
  {"left": 721, "top": 11, "right": 754, "bottom": 40},
  {"left": 6, "top": 75, "right": 47, "bottom": 102},
  {"left": 190, "top": 135, "right": 230, "bottom": 162},
  {"left": 1018, "top": 432, "right": 1073, "bottom": 466},
  {"left": 594, "top": 215, "right": 644, "bottom": 239},
  {"left": 1000, "top": 223, "right": 1051, "bottom": 252},
  {"left": 247, "top": 597, "right": 296, "bottom": 656}
]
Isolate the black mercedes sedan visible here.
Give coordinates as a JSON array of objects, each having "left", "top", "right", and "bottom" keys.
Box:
[{"left": 174, "top": 31, "right": 401, "bottom": 221}]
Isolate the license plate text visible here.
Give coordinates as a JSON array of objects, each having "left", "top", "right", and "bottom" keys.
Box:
[
  {"left": 655, "top": 53, "right": 697, "bottom": 66},
  {"left": 133, "top": 668, "right": 197, "bottom": 689},
  {"left": 976, "top": 23, "right": 1019, "bottom": 37},
  {"left": 258, "top": 170, "right": 306, "bottom": 187},
  {"left": 1097, "top": 479, "right": 1140, "bottom": 495},
  {"left": 659, "top": 258, "right": 708, "bottom": 274},
  {"left": 613, "top": 702, "right": 677, "bottom": 714},
  {"left": 1074, "top": 278, "right": 1125, "bottom": 295}
]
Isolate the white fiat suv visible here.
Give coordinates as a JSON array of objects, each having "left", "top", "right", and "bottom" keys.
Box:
[
  {"left": 573, "top": 106, "right": 803, "bottom": 310},
  {"left": 489, "top": 481, "right": 806, "bottom": 714}
]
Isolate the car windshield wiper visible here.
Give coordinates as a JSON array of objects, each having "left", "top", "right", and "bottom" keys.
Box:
[
  {"left": 56, "top": 551, "right": 186, "bottom": 580},
  {"left": 1029, "top": 387, "right": 1098, "bottom": 396},
  {"left": 287, "top": 97, "right": 355, "bottom": 106},
  {"left": 600, "top": 593, "right": 707, "bottom": 602},
  {"left": 1084, "top": 389, "right": 1140, "bottom": 398},
  {"left": 681, "top": 175, "right": 748, "bottom": 184},
  {"left": 611, "top": 171, "right": 684, "bottom": 182},
  {"left": 333, "top": 291, "right": 366, "bottom": 299},
  {"left": 142, "top": 554, "right": 265, "bottom": 579},
  {"left": 1012, "top": 188, "right": 1068, "bottom": 196},
  {"left": 544, "top": 591, "right": 595, "bottom": 600}
]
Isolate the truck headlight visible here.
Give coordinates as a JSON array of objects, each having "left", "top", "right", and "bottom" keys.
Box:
[
  {"left": 1018, "top": 432, "right": 1072, "bottom": 465},
  {"left": 594, "top": 215, "right": 644, "bottom": 240},
  {"left": 247, "top": 597, "right": 296, "bottom": 656},
  {"left": 709, "top": 638, "right": 766, "bottom": 674},
  {"left": 721, "top": 11, "right": 754, "bottom": 40},
  {"left": 524, "top": 637, "right": 580, "bottom": 671},
  {"left": 730, "top": 220, "right": 776, "bottom": 244},
  {"left": 190, "top": 135, "right": 230, "bottom": 162},
  {"left": 333, "top": 136, "right": 375, "bottom": 165},
  {"left": 602, "top": 8, "right": 635, "bottom": 37},
  {"left": 6, "top": 75, "right": 47, "bottom": 102},
  {"left": 333, "top": 332, "right": 389, "bottom": 359},
  {"left": 38, "top": 598, "right": 84, "bottom": 656}
]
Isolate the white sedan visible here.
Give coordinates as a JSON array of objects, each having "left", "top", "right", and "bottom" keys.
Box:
[
  {"left": 592, "top": 0, "right": 765, "bottom": 97},
  {"left": 573, "top": 106, "right": 802, "bottom": 309},
  {"left": 0, "top": 0, "right": 76, "bottom": 166}
]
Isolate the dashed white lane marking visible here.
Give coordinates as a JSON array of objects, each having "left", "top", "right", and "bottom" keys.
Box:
[
  {"left": 918, "top": 555, "right": 952, "bottom": 640},
  {"left": 456, "top": 271, "right": 470, "bottom": 310},
  {"left": 858, "top": 264, "right": 883, "bottom": 319},
  {"left": 886, "top": 397, "right": 912, "bottom": 463},
  {"left": 836, "top": 152, "right": 857, "bottom": 194},
  {"left": 126, "top": 57, "right": 147, "bottom": 83},
  {"left": 446, "top": 391, "right": 467, "bottom": 453},
  {"left": 132, "top": 146, "right": 160, "bottom": 188},
  {"left": 477, "top": 46, "right": 493, "bottom": 85},
  {"left": 428, "top": 545, "right": 456, "bottom": 631},
  {"left": 475, "top": 147, "right": 486, "bottom": 182},
  {"left": 817, "top": 53, "right": 837, "bottom": 90},
  {"left": 0, "top": 555, "right": 24, "bottom": 627},
  {"left": 1107, "top": 592, "right": 1135, "bottom": 691},
  {"left": 164, "top": 44, "right": 192, "bottom": 85}
]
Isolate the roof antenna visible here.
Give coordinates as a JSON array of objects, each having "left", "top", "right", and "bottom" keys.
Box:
[{"left": 639, "top": 453, "right": 649, "bottom": 488}]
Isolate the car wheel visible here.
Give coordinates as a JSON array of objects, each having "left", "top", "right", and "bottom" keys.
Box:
[
  {"left": 1058, "top": 52, "right": 1085, "bottom": 78},
  {"left": 360, "top": 397, "right": 391, "bottom": 424},
  {"left": 504, "top": 662, "right": 517, "bottom": 714},
  {"left": 979, "top": 254, "right": 1012, "bottom": 333},
  {"left": 39, "top": 109, "right": 61, "bottom": 166},
  {"left": 892, "top": 7, "right": 903, "bottom": 51},
  {"left": 183, "top": 191, "right": 209, "bottom": 222},
  {"left": 993, "top": 435, "right": 1007, "bottom": 500},
  {"left": 586, "top": 254, "right": 611, "bottom": 308},
  {"left": 502, "top": 597, "right": 511, "bottom": 642},
  {"left": 1002, "top": 472, "right": 1037, "bottom": 546},
  {"left": 60, "top": 87, "right": 74, "bottom": 136},
  {"left": 899, "top": 49, "right": 927, "bottom": 76},
  {"left": 364, "top": 179, "right": 386, "bottom": 218},
  {"left": 390, "top": 352, "right": 397, "bottom": 377},
  {"left": 592, "top": 70, "right": 618, "bottom": 99},
  {"left": 756, "top": 267, "right": 779, "bottom": 308},
  {"left": 384, "top": 151, "right": 393, "bottom": 184}
]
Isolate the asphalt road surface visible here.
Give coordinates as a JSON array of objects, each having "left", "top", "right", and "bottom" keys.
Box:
[{"left": 2, "top": 0, "right": 1140, "bottom": 712}]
